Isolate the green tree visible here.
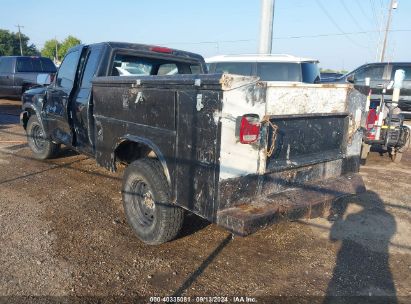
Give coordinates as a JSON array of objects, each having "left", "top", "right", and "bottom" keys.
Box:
[
  {"left": 0, "top": 29, "right": 39, "bottom": 56},
  {"left": 58, "top": 35, "right": 81, "bottom": 59},
  {"left": 41, "top": 38, "right": 61, "bottom": 60}
]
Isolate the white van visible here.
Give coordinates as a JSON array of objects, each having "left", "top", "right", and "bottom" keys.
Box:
[{"left": 206, "top": 54, "right": 320, "bottom": 83}]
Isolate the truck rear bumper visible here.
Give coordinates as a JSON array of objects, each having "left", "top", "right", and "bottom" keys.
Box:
[{"left": 216, "top": 174, "right": 365, "bottom": 236}]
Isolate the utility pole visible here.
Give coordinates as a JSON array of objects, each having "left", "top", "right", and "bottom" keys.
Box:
[
  {"left": 379, "top": 0, "right": 397, "bottom": 62},
  {"left": 258, "top": 0, "right": 275, "bottom": 54},
  {"left": 55, "top": 36, "right": 59, "bottom": 62},
  {"left": 15, "top": 24, "right": 24, "bottom": 56}
]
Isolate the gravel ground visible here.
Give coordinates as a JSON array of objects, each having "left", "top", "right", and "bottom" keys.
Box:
[{"left": 0, "top": 98, "right": 410, "bottom": 303}]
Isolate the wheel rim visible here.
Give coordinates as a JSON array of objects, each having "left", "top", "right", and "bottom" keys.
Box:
[
  {"left": 129, "top": 179, "right": 156, "bottom": 227},
  {"left": 31, "top": 124, "right": 47, "bottom": 151}
]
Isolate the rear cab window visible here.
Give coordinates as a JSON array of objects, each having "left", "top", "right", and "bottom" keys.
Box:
[
  {"left": 16, "top": 57, "right": 57, "bottom": 73},
  {"left": 110, "top": 53, "right": 202, "bottom": 76}
]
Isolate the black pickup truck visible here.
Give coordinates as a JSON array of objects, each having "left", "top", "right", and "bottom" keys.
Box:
[{"left": 21, "top": 42, "right": 367, "bottom": 245}]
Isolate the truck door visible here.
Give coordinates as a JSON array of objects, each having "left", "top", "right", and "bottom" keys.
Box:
[
  {"left": 70, "top": 45, "right": 102, "bottom": 154},
  {"left": 44, "top": 46, "right": 84, "bottom": 145}
]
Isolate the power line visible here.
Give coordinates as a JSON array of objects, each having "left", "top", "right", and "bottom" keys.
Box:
[
  {"left": 356, "top": 0, "right": 374, "bottom": 25},
  {"left": 315, "top": 0, "right": 368, "bottom": 48},
  {"left": 273, "top": 29, "right": 410, "bottom": 40},
  {"left": 340, "top": 0, "right": 376, "bottom": 53},
  {"left": 369, "top": 0, "right": 381, "bottom": 30},
  {"left": 159, "top": 29, "right": 410, "bottom": 46},
  {"left": 340, "top": 0, "right": 365, "bottom": 31}
]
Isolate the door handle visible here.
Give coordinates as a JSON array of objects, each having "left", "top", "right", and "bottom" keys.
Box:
[{"left": 376, "top": 84, "right": 384, "bottom": 88}]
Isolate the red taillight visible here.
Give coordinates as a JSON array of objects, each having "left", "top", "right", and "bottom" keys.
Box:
[
  {"left": 365, "top": 109, "right": 378, "bottom": 140},
  {"left": 150, "top": 46, "right": 173, "bottom": 54},
  {"left": 50, "top": 74, "right": 55, "bottom": 83},
  {"left": 366, "top": 109, "right": 378, "bottom": 130},
  {"left": 240, "top": 115, "right": 260, "bottom": 144}
]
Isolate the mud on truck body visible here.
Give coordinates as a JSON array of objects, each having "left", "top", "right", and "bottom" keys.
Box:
[{"left": 21, "top": 42, "right": 367, "bottom": 244}]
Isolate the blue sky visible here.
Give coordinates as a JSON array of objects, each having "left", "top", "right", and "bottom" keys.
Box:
[{"left": 0, "top": 0, "right": 410, "bottom": 70}]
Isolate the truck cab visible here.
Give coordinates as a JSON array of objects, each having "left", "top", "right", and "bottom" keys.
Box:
[{"left": 21, "top": 42, "right": 206, "bottom": 156}]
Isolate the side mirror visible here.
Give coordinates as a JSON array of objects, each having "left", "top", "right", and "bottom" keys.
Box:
[{"left": 346, "top": 74, "right": 355, "bottom": 83}]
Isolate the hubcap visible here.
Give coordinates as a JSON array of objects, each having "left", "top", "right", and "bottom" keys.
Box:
[
  {"left": 130, "top": 180, "right": 155, "bottom": 227},
  {"left": 31, "top": 124, "right": 47, "bottom": 151}
]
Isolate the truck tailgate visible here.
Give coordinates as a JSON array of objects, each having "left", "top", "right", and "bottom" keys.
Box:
[{"left": 216, "top": 77, "right": 366, "bottom": 234}]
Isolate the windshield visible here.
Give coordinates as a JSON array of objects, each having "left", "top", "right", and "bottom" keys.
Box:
[{"left": 16, "top": 57, "right": 57, "bottom": 73}]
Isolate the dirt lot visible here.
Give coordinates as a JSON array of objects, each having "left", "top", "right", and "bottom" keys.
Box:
[{"left": 0, "top": 98, "right": 410, "bottom": 303}]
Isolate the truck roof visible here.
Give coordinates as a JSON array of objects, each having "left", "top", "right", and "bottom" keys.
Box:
[
  {"left": 206, "top": 54, "right": 318, "bottom": 63},
  {"left": 81, "top": 42, "right": 205, "bottom": 62}
]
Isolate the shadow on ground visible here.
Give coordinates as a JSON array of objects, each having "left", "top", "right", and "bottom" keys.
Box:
[{"left": 324, "top": 191, "right": 397, "bottom": 304}]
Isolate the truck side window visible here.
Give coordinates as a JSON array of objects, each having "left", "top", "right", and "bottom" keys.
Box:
[
  {"left": 393, "top": 66, "right": 411, "bottom": 81},
  {"left": 57, "top": 50, "right": 80, "bottom": 88},
  {"left": 355, "top": 66, "right": 384, "bottom": 82},
  {"left": 0, "top": 57, "right": 13, "bottom": 73},
  {"left": 80, "top": 48, "right": 102, "bottom": 89}
]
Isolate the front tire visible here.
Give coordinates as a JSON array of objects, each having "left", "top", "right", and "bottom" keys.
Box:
[
  {"left": 26, "top": 115, "right": 60, "bottom": 160},
  {"left": 122, "top": 158, "right": 184, "bottom": 245}
]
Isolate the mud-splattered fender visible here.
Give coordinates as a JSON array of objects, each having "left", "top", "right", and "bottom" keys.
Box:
[
  {"left": 21, "top": 100, "right": 47, "bottom": 137},
  {"left": 112, "top": 134, "right": 172, "bottom": 188}
]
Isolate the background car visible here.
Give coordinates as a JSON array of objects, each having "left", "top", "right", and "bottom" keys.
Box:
[
  {"left": 327, "top": 62, "right": 411, "bottom": 116},
  {"left": 206, "top": 54, "right": 321, "bottom": 83},
  {"left": 0, "top": 56, "right": 57, "bottom": 98}
]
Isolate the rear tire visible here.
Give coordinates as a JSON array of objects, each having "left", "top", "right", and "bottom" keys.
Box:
[
  {"left": 26, "top": 115, "right": 60, "bottom": 160},
  {"left": 122, "top": 158, "right": 184, "bottom": 245}
]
